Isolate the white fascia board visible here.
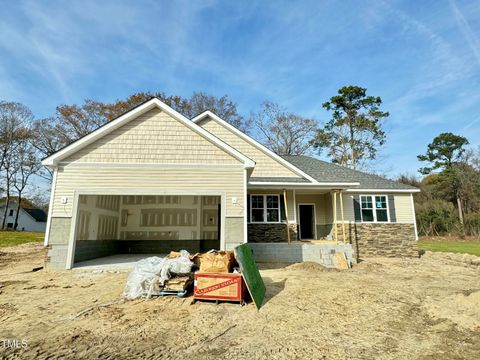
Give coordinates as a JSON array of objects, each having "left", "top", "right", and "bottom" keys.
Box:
[
  {"left": 345, "top": 188, "right": 421, "bottom": 193},
  {"left": 192, "top": 111, "right": 318, "bottom": 183},
  {"left": 42, "top": 99, "right": 255, "bottom": 169},
  {"left": 248, "top": 181, "right": 360, "bottom": 189}
]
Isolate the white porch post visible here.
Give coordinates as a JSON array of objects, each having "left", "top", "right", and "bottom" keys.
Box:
[
  {"left": 339, "top": 190, "right": 346, "bottom": 243},
  {"left": 333, "top": 191, "right": 338, "bottom": 243},
  {"left": 283, "top": 189, "right": 291, "bottom": 244}
]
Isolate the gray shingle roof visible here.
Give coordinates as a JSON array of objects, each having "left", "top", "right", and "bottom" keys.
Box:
[
  {"left": 24, "top": 208, "right": 47, "bottom": 222},
  {"left": 249, "top": 177, "right": 309, "bottom": 183},
  {"left": 282, "top": 155, "right": 417, "bottom": 190}
]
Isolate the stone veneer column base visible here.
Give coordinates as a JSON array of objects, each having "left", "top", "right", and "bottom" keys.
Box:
[
  {"left": 248, "top": 223, "right": 298, "bottom": 243},
  {"left": 347, "top": 223, "right": 418, "bottom": 259}
]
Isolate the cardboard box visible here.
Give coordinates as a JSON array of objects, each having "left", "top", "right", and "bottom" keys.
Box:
[
  {"left": 194, "top": 251, "right": 235, "bottom": 273},
  {"left": 194, "top": 272, "right": 245, "bottom": 303}
]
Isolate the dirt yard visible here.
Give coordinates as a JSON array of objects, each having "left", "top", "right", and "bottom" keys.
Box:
[{"left": 0, "top": 243, "right": 479, "bottom": 360}]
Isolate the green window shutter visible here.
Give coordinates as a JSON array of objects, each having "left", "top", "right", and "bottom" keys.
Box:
[
  {"left": 388, "top": 195, "right": 396, "bottom": 223},
  {"left": 353, "top": 195, "right": 361, "bottom": 223}
]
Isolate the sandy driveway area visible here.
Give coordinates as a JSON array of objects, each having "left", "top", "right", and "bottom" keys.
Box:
[{"left": 0, "top": 243, "right": 479, "bottom": 359}]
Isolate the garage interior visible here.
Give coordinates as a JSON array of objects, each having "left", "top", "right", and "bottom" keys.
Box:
[{"left": 73, "top": 194, "right": 221, "bottom": 265}]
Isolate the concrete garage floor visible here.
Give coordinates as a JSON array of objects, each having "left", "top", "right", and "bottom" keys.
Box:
[{"left": 73, "top": 254, "right": 166, "bottom": 271}]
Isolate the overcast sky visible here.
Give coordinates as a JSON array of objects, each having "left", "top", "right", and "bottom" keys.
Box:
[{"left": 1, "top": 0, "right": 479, "bottom": 178}]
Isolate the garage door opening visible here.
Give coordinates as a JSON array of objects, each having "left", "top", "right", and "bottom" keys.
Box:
[{"left": 72, "top": 194, "right": 222, "bottom": 267}]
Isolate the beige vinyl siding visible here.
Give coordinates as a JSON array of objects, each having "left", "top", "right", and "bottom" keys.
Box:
[
  {"left": 198, "top": 117, "right": 301, "bottom": 178},
  {"left": 52, "top": 166, "right": 244, "bottom": 218},
  {"left": 248, "top": 189, "right": 295, "bottom": 222},
  {"left": 64, "top": 108, "right": 241, "bottom": 165},
  {"left": 346, "top": 193, "right": 415, "bottom": 224},
  {"left": 393, "top": 194, "right": 415, "bottom": 223},
  {"left": 333, "top": 193, "right": 355, "bottom": 222},
  {"left": 295, "top": 193, "right": 329, "bottom": 224}
]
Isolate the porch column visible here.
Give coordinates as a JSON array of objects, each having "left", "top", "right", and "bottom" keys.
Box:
[
  {"left": 283, "top": 189, "right": 291, "bottom": 244},
  {"left": 333, "top": 191, "right": 338, "bottom": 243},
  {"left": 339, "top": 190, "right": 346, "bottom": 243}
]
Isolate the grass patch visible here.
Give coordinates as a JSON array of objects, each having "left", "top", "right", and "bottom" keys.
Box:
[
  {"left": 418, "top": 237, "right": 480, "bottom": 257},
  {"left": 0, "top": 231, "right": 45, "bottom": 247}
]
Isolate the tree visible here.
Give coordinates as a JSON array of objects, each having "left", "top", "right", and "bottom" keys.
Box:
[
  {"left": 417, "top": 132, "right": 469, "bottom": 174},
  {"left": 186, "top": 92, "right": 249, "bottom": 133},
  {"left": 250, "top": 101, "right": 317, "bottom": 155},
  {"left": 312, "top": 86, "right": 389, "bottom": 169},
  {"left": 0, "top": 102, "right": 33, "bottom": 229},
  {"left": 0, "top": 101, "right": 32, "bottom": 171},
  {"left": 12, "top": 139, "right": 41, "bottom": 230},
  {"left": 417, "top": 132, "right": 470, "bottom": 225}
]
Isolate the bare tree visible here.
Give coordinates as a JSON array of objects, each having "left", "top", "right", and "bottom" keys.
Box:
[
  {"left": 0, "top": 102, "right": 32, "bottom": 229},
  {"left": 1, "top": 153, "right": 17, "bottom": 229},
  {"left": 187, "top": 92, "right": 250, "bottom": 133},
  {"left": 251, "top": 101, "right": 317, "bottom": 155},
  {"left": 12, "top": 140, "right": 41, "bottom": 230},
  {"left": 0, "top": 101, "right": 32, "bottom": 171}
]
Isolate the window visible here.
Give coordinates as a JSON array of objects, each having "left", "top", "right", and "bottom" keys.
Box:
[
  {"left": 8, "top": 209, "right": 13, "bottom": 216},
  {"left": 7, "top": 223, "right": 13, "bottom": 229},
  {"left": 360, "top": 195, "right": 389, "bottom": 222},
  {"left": 250, "top": 195, "right": 281, "bottom": 223}
]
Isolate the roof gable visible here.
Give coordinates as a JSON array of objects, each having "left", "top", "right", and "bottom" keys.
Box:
[
  {"left": 42, "top": 98, "right": 255, "bottom": 168},
  {"left": 192, "top": 111, "right": 317, "bottom": 182}
]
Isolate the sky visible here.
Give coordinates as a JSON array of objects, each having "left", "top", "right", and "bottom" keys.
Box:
[{"left": 0, "top": 0, "right": 479, "bottom": 180}]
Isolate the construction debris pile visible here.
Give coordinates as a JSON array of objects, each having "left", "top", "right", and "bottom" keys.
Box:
[
  {"left": 123, "top": 250, "right": 195, "bottom": 299},
  {"left": 122, "top": 249, "right": 237, "bottom": 300}
]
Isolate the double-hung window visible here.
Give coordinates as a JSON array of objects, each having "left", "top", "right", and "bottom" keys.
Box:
[
  {"left": 360, "top": 195, "right": 389, "bottom": 222},
  {"left": 250, "top": 195, "right": 280, "bottom": 223}
]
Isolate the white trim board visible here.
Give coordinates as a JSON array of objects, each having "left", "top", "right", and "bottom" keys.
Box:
[
  {"left": 42, "top": 98, "right": 255, "bottom": 169},
  {"left": 248, "top": 181, "right": 359, "bottom": 188},
  {"left": 345, "top": 189, "right": 420, "bottom": 193},
  {"left": 44, "top": 169, "right": 57, "bottom": 246},
  {"left": 192, "top": 111, "right": 318, "bottom": 183}
]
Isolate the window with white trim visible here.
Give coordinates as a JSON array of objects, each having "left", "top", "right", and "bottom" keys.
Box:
[
  {"left": 250, "top": 195, "right": 280, "bottom": 223},
  {"left": 360, "top": 195, "right": 389, "bottom": 222}
]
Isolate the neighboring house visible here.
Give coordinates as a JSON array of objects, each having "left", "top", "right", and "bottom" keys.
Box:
[
  {"left": 42, "top": 98, "right": 419, "bottom": 270},
  {"left": 0, "top": 202, "right": 47, "bottom": 232}
]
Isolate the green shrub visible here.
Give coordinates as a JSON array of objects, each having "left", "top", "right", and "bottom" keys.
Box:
[
  {"left": 464, "top": 212, "right": 480, "bottom": 237},
  {"left": 416, "top": 200, "right": 459, "bottom": 236}
]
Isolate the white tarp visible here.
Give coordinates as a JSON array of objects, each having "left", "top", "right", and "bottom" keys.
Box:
[{"left": 123, "top": 250, "right": 194, "bottom": 299}]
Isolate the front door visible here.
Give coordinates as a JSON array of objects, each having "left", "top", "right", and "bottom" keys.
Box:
[{"left": 298, "top": 205, "right": 315, "bottom": 240}]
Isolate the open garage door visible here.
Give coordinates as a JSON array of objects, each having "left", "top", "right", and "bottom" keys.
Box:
[{"left": 72, "top": 194, "right": 222, "bottom": 266}]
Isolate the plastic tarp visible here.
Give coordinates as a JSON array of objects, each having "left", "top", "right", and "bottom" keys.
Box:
[{"left": 123, "top": 250, "right": 194, "bottom": 299}]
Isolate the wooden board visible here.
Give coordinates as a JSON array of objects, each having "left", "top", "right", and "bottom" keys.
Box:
[
  {"left": 332, "top": 252, "right": 350, "bottom": 270},
  {"left": 234, "top": 244, "right": 266, "bottom": 310}
]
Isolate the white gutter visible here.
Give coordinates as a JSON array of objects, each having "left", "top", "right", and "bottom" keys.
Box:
[{"left": 345, "top": 188, "right": 421, "bottom": 193}]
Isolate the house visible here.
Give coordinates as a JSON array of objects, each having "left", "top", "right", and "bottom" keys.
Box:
[
  {"left": 0, "top": 201, "right": 47, "bottom": 232},
  {"left": 42, "top": 98, "right": 419, "bottom": 270}
]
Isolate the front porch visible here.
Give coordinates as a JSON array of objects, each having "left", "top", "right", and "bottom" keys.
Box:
[{"left": 247, "top": 189, "right": 351, "bottom": 244}]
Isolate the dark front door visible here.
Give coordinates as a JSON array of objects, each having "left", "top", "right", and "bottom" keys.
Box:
[{"left": 299, "top": 205, "right": 314, "bottom": 240}]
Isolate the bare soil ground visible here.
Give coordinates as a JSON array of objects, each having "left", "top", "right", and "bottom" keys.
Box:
[{"left": 0, "top": 243, "right": 479, "bottom": 360}]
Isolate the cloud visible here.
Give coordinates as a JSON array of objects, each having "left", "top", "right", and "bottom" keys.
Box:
[{"left": 448, "top": 0, "right": 480, "bottom": 66}]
